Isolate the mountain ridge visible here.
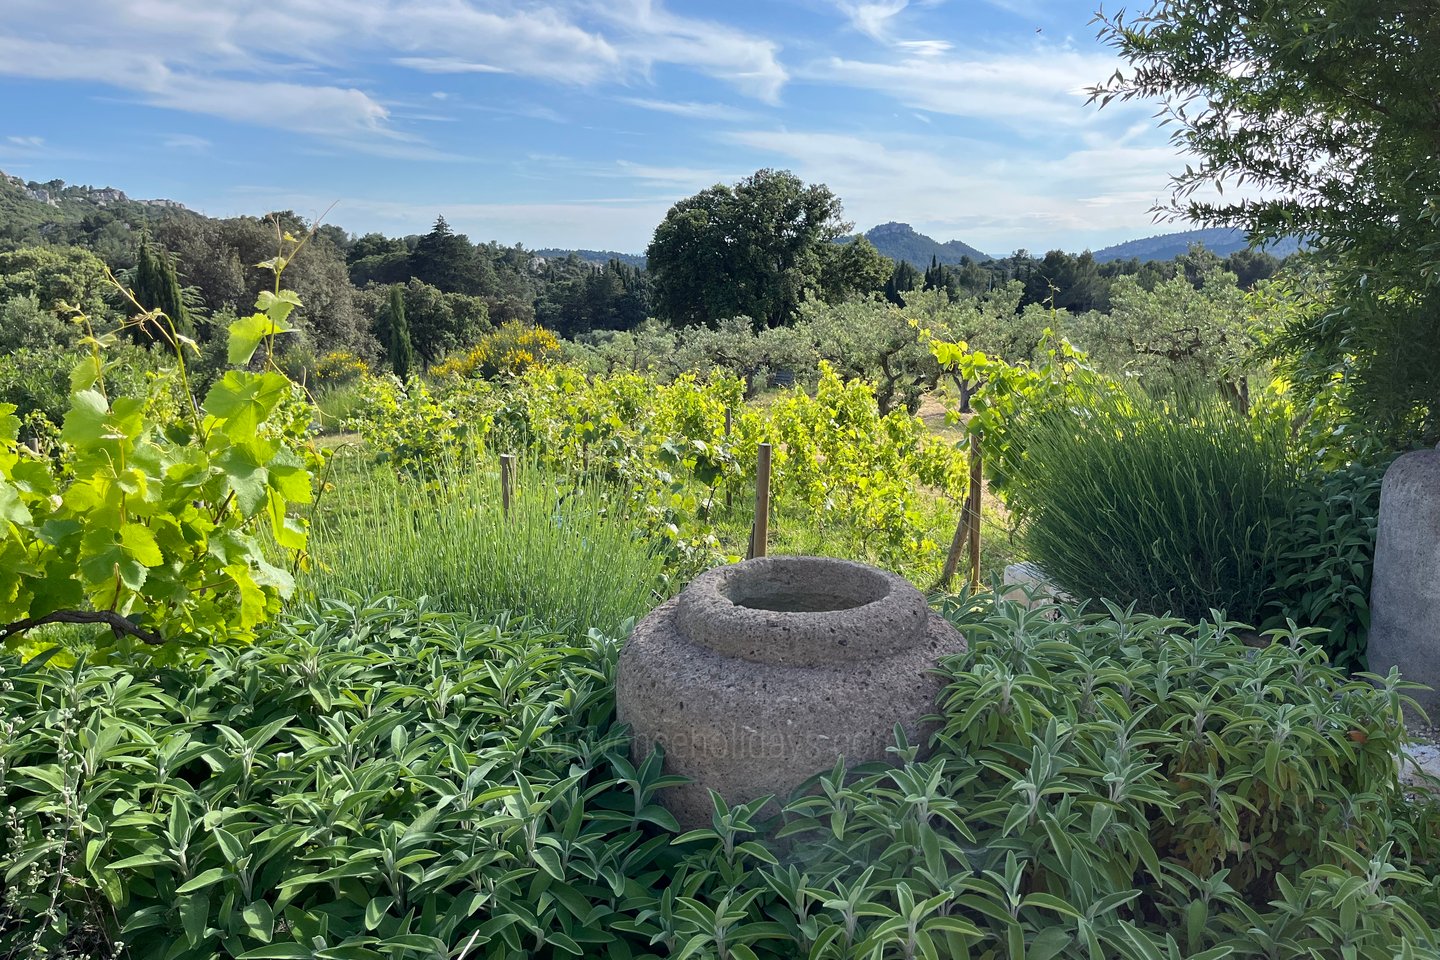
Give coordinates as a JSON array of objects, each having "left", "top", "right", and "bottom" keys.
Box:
[
  {"left": 0, "top": 167, "right": 1297, "bottom": 266},
  {"left": 1089, "top": 227, "right": 1302, "bottom": 263},
  {"left": 858, "top": 221, "right": 991, "bottom": 267}
]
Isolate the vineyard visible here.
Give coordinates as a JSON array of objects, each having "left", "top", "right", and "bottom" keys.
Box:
[
  {"left": 340, "top": 362, "right": 976, "bottom": 585},
  {"left": 2, "top": 259, "right": 1437, "bottom": 958},
  {"left": 6, "top": 0, "right": 1440, "bottom": 942}
]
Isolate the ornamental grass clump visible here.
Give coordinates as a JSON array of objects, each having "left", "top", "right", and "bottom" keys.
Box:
[
  {"left": 304, "top": 455, "right": 664, "bottom": 637},
  {"left": 1008, "top": 386, "right": 1298, "bottom": 623}
]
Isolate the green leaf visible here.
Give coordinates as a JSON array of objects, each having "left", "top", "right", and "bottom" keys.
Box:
[
  {"left": 205, "top": 372, "right": 290, "bottom": 439},
  {"left": 119, "top": 523, "right": 164, "bottom": 567},
  {"left": 0, "top": 480, "right": 31, "bottom": 525},
  {"left": 176, "top": 867, "right": 228, "bottom": 894},
  {"left": 228, "top": 308, "right": 295, "bottom": 367},
  {"left": 61, "top": 389, "right": 112, "bottom": 450},
  {"left": 70, "top": 353, "right": 104, "bottom": 393},
  {"left": 240, "top": 900, "right": 274, "bottom": 943},
  {"left": 216, "top": 446, "right": 270, "bottom": 516},
  {"left": 181, "top": 892, "right": 210, "bottom": 946},
  {"left": 256, "top": 290, "right": 302, "bottom": 326}
]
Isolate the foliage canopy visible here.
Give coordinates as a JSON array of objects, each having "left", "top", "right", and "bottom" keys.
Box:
[{"left": 1093, "top": 1, "right": 1440, "bottom": 444}]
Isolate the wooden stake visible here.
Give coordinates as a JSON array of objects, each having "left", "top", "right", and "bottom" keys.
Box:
[
  {"left": 500, "top": 453, "right": 515, "bottom": 515},
  {"left": 750, "top": 442, "right": 772, "bottom": 559},
  {"left": 937, "top": 505, "right": 966, "bottom": 590},
  {"left": 935, "top": 435, "right": 983, "bottom": 592},
  {"left": 966, "top": 437, "right": 983, "bottom": 587},
  {"left": 724, "top": 408, "right": 734, "bottom": 510}
]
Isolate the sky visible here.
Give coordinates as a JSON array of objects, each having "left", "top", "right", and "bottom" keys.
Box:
[{"left": 0, "top": 0, "right": 1196, "bottom": 257}]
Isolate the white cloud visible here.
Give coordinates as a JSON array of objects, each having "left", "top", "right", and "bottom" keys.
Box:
[
  {"left": 6, "top": 136, "right": 45, "bottom": 148},
  {"left": 0, "top": 35, "right": 394, "bottom": 145},
  {"left": 392, "top": 57, "right": 509, "bottom": 75},
  {"left": 619, "top": 98, "right": 758, "bottom": 122},
  {"left": 162, "top": 134, "right": 211, "bottom": 151},
  {"left": 594, "top": 0, "right": 788, "bottom": 103},
  {"left": 895, "top": 40, "right": 952, "bottom": 57},
  {"left": 804, "top": 44, "right": 1137, "bottom": 131},
  {"left": 0, "top": 0, "right": 788, "bottom": 148},
  {"left": 835, "top": 1, "right": 910, "bottom": 42}
]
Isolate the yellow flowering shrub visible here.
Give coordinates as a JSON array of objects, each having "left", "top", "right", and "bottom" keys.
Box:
[
  {"left": 316, "top": 350, "right": 370, "bottom": 384},
  {"left": 434, "top": 322, "right": 560, "bottom": 380}
]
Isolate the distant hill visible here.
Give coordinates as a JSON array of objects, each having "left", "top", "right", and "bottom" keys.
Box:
[
  {"left": 859, "top": 222, "right": 991, "bottom": 267},
  {"left": 0, "top": 169, "right": 194, "bottom": 238},
  {"left": 533, "top": 247, "right": 646, "bottom": 269},
  {"left": 1091, "top": 227, "right": 1302, "bottom": 263}
]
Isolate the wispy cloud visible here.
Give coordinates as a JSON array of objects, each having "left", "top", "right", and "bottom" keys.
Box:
[
  {"left": 803, "top": 43, "right": 1139, "bottom": 131},
  {"left": 594, "top": 0, "right": 788, "bottom": 103},
  {"left": 618, "top": 98, "right": 758, "bottom": 122},
  {"left": 161, "top": 133, "right": 211, "bottom": 151},
  {"left": 835, "top": 1, "right": 910, "bottom": 42},
  {"left": 0, "top": 35, "right": 394, "bottom": 146},
  {"left": 0, "top": 0, "right": 789, "bottom": 148},
  {"left": 392, "top": 57, "right": 509, "bottom": 75}
]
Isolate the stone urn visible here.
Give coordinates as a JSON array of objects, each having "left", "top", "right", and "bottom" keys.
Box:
[
  {"left": 615, "top": 556, "right": 965, "bottom": 831},
  {"left": 1369, "top": 445, "right": 1440, "bottom": 720}
]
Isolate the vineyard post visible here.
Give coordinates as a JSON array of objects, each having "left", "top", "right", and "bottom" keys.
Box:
[
  {"left": 749, "top": 442, "right": 772, "bottom": 559},
  {"left": 936, "top": 435, "right": 982, "bottom": 590},
  {"left": 966, "top": 437, "right": 983, "bottom": 587},
  {"left": 500, "top": 453, "right": 515, "bottom": 516},
  {"left": 724, "top": 408, "right": 734, "bottom": 509}
]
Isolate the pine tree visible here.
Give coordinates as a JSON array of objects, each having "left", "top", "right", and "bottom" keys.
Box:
[
  {"left": 131, "top": 240, "right": 190, "bottom": 343},
  {"left": 411, "top": 215, "right": 480, "bottom": 294},
  {"left": 386, "top": 285, "right": 414, "bottom": 378}
]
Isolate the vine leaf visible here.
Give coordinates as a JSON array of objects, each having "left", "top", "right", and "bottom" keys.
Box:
[{"left": 205, "top": 372, "right": 290, "bottom": 439}]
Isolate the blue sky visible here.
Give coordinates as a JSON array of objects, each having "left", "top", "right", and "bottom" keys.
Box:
[{"left": 0, "top": 0, "right": 1197, "bottom": 256}]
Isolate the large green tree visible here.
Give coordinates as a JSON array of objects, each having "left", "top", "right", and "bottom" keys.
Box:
[
  {"left": 646, "top": 169, "right": 852, "bottom": 328},
  {"left": 1093, "top": 1, "right": 1440, "bottom": 444}
]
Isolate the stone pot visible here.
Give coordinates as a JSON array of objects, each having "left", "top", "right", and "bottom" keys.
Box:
[{"left": 615, "top": 556, "right": 966, "bottom": 831}]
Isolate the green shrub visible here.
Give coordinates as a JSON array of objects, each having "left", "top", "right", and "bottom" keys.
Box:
[
  {"left": 0, "top": 598, "right": 661, "bottom": 958},
  {"left": 0, "top": 343, "right": 178, "bottom": 442},
  {"left": 304, "top": 456, "right": 665, "bottom": 636},
  {"left": 1008, "top": 386, "right": 1298, "bottom": 623},
  {"left": 3, "top": 597, "right": 1437, "bottom": 959},
  {"left": 1266, "top": 457, "right": 1392, "bottom": 671}
]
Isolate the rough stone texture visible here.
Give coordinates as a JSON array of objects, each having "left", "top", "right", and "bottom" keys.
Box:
[
  {"left": 1369, "top": 447, "right": 1440, "bottom": 721},
  {"left": 1401, "top": 744, "right": 1440, "bottom": 794},
  {"left": 616, "top": 557, "right": 965, "bottom": 830}
]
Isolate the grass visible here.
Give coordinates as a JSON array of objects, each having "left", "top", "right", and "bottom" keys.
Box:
[
  {"left": 312, "top": 380, "right": 368, "bottom": 434},
  {"left": 304, "top": 452, "right": 668, "bottom": 637},
  {"left": 1008, "top": 384, "right": 1298, "bottom": 623}
]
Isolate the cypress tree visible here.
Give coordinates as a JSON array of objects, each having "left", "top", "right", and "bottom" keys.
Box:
[
  {"left": 386, "top": 285, "right": 414, "bottom": 378},
  {"left": 923, "top": 255, "right": 943, "bottom": 291},
  {"left": 132, "top": 240, "right": 190, "bottom": 343}
]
